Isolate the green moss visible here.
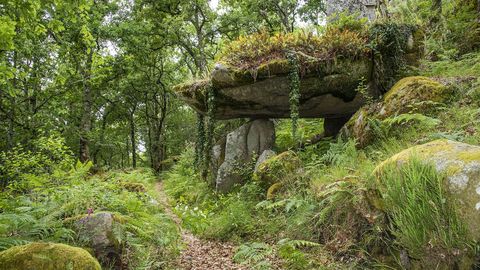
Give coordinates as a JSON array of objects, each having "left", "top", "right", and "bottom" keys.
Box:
[
  {"left": 383, "top": 76, "right": 453, "bottom": 114},
  {"left": 253, "top": 151, "right": 302, "bottom": 187},
  {"left": 266, "top": 183, "right": 283, "bottom": 200},
  {"left": 375, "top": 139, "right": 480, "bottom": 174},
  {"left": 256, "top": 59, "right": 290, "bottom": 78},
  {"left": 121, "top": 182, "right": 146, "bottom": 193},
  {"left": 0, "top": 242, "right": 101, "bottom": 270},
  {"left": 342, "top": 77, "right": 454, "bottom": 147}
]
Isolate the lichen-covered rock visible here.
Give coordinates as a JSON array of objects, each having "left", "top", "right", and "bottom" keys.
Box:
[
  {"left": 253, "top": 151, "right": 302, "bottom": 188},
  {"left": 0, "top": 242, "right": 101, "bottom": 270},
  {"left": 325, "top": 0, "right": 378, "bottom": 21},
  {"left": 341, "top": 76, "right": 453, "bottom": 146},
  {"left": 216, "top": 119, "right": 275, "bottom": 193},
  {"left": 211, "top": 136, "right": 226, "bottom": 183},
  {"left": 374, "top": 139, "right": 480, "bottom": 239},
  {"left": 75, "top": 212, "right": 122, "bottom": 267}
]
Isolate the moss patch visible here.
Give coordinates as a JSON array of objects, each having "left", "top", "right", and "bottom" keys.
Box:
[
  {"left": 121, "top": 182, "right": 146, "bottom": 193},
  {"left": 341, "top": 77, "right": 453, "bottom": 147},
  {"left": 253, "top": 151, "right": 302, "bottom": 188},
  {"left": 0, "top": 242, "right": 101, "bottom": 270},
  {"left": 383, "top": 76, "right": 453, "bottom": 115}
]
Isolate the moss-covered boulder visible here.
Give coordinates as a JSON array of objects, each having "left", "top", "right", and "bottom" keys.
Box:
[
  {"left": 253, "top": 151, "right": 302, "bottom": 188},
  {"left": 0, "top": 242, "right": 101, "bottom": 270},
  {"left": 375, "top": 139, "right": 480, "bottom": 240},
  {"left": 341, "top": 76, "right": 454, "bottom": 146}
]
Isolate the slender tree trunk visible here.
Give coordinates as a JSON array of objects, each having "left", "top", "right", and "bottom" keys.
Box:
[
  {"left": 151, "top": 88, "right": 167, "bottom": 174},
  {"left": 129, "top": 108, "right": 137, "bottom": 168},
  {"left": 145, "top": 92, "right": 154, "bottom": 167},
  {"left": 93, "top": 110, "right": 109, "bottom": 165},
  {"left": 79, "top": 51, "right": 93, "bottom": 163},
  {"left": 125, "top": 136, "right": 130, "bottom": 167}
]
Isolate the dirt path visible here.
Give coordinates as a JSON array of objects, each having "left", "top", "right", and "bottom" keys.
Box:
[{"left": 155, "top": 182, "right": 248, "bottom": 270}]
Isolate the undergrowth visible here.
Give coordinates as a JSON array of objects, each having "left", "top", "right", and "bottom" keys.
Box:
[
  {"left": 380, "top": 158, "right": 474, "bottom": 268},
  {"left": 0, "top": 137, "right": 179, "bottom": 269}
]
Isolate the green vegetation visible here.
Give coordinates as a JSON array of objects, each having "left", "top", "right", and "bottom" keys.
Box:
[
  {"left": 0, "top": 137, "right": 179, "bottom": 269},
  {"left": 217, "top": 27, "right": 368, "bottom": 71},
  {"left": 1, "top": 0, "right": 480, "bottom": 269},
  {"left": 378, "top": 159, "right": 473, "bottom": 268}
]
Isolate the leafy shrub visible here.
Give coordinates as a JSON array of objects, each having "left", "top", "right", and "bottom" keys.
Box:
[
  {"left": 0, "top": 134, "right": 74, "bottom": 190},
  {"left": 326, "top": 12, "right": 368, "bottom": 33}
]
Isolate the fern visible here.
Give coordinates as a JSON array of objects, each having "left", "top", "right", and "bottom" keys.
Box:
[
  {"left": 277, "top": 238, "right": 318, "bottom": 269},
  {"left": 382, "top": 113, "right": 441, "bottom": 128},
  {"left": 277, "top": 238, "right": 320, "bottom": 248},
  {"left": 233, "top": 242, "right": 273, "bottom": 270}
]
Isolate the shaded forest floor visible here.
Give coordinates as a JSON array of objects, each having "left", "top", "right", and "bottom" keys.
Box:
[{"left": 155, "top": 182, "right": 248, "bottom": 270}]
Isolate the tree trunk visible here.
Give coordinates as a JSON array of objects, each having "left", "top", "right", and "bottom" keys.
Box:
[
  {"left": 93, "top": 110, "right": 109, "bottom": 165},
  {"left": 125, "top": 136, "right": 130, "bottom": 167},
  {"left": 79, "top": 51, "right": 93, "bottom": 163},
  {"left": 129, "top": 109, "right": 137, "bottom": 168},
  {"left": 145, "top": 92, "right": 154, "bottom": 167}
]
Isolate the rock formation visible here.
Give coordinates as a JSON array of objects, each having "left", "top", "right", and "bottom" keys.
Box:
[
  {"left": 375, "top": 139, "right": 480, "bottom": 246},
  {"left": 175, "top": 23, "right": 423, "bottom": 192},
  {"left": 175, "top": 59, "right": 370, "bottom": 120},
  {"left": 341, "top": 76, "right": 453, "bottom": 147},
  {"left": 75, "top": 212, "right": 122, "bottom": 268},
  {"left": 325, "top": 0, "right": 378, "bottom": 21},
  {"left": 215, "top": 119, "right": 275, "bottom": 193}
]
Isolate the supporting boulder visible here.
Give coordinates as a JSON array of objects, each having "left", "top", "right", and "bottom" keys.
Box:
[{"left": 216, "top": 119, "right": 275, "bottom": 193}]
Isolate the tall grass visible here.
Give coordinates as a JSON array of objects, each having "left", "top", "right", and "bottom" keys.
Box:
[{"left": 380, "top": 158, "right": 473, "bottom": 265}]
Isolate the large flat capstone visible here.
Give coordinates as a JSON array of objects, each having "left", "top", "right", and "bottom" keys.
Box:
[{"left": 175, "top": 59, "right": 370, "bottom": 120}]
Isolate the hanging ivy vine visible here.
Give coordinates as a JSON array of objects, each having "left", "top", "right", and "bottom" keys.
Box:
[
  {"left": 194, "top": 83, "right": 217, "bottom": 177},
  {"left": 287, "top": 51, "right": 300, "bottom": 146},
  {"left": 194, "top": 112, "right": 205, "bottom": 170},
  {"left": 203, "top": 84, "right": 216, "bottom": 179}
]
